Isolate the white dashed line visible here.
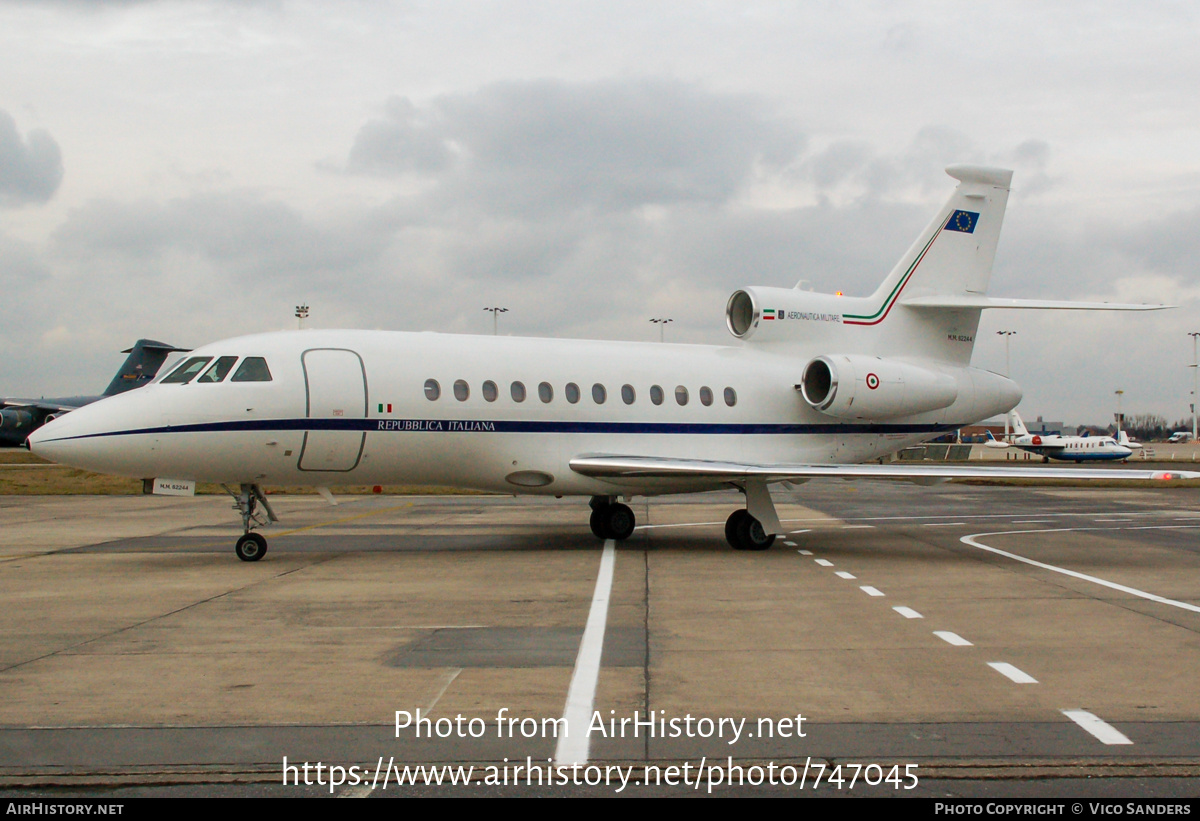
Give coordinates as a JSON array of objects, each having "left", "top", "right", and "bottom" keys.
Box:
[
  {"left": 923, "top": 522, "right": 966, "bottom": 527},
  {"left": 988, "top": 662, "right": 1037, "bottom": 684},
  {"left": 934, "top": 631, "right": 972, "bottom": 646},
  {"left": 842, "top": 525, "right": 874, "bottom": 529},
  {"left": 555, "top": 540, "right": 616, "bottom": 766},
  {"left": 797, "top": 549, "right": 813, "bottom": 556},
  {"left": 835, "top": 571, "right": 856, "bottom": 580},
  {"left": 815, "top": 558, "right": 834, "bottom": 567},
  {"left": 339, "top": 785, "right": 376, "bottom": 798},
  {"left": 860, "top": 586, "right": 885, "bottom": 597},
  {"left": 1012, "top": 520, "right": 1052, "bottom": 524},
  {"left": 1062, "top": 710, "right": 1133, "bottom": 745},
  {"left": 783, "top": 541, "right": 797, "bottom": 546},
  {"left": 893, "top": 606, "right": 923, "bottom": 619},
  {"left": 790, "top": 529, "right": 811, "bottom": 535}
]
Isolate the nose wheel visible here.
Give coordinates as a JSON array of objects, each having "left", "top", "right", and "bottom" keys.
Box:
[{"left": 236, "top": 532, "right": 267, "bottom": 562}]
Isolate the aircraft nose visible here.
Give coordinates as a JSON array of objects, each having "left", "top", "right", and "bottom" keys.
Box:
[{"left": 29, "top": 390, "right": 162, "bottom": 477}]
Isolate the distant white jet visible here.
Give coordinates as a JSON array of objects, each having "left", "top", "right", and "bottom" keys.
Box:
[
  {"left": 29, "top": 165, "right": 1193, "bottom": 561},
  {"left": 991, "top": 410, "right": 1134, "bottom": 463}
]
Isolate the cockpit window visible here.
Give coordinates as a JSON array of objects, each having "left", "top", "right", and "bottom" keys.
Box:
[
  {"left": 160, "top": 357, "right": 213, "bottom": 384},
  {"left": 230, "top": 357, "right": 273, "bottom": 382},
  {"left": 197, "top": 356, "right": 239, "bottom": 383}
]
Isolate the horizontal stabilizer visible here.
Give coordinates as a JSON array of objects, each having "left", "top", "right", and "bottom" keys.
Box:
[{"left": 902, "top": 295, "right": 1172, "bottom": 311}]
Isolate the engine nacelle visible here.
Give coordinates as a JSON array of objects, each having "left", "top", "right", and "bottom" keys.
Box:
[
  {"left": 799, "top": 355, "right": 959, "bottom": 420},
  {"left": 0, "top": 408, "right": 33, "bottom": 430}
]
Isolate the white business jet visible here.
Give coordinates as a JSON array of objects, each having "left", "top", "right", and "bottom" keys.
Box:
[
  {"left": 996, "top": 410, "right": 1134, "bottom": 462},
  {"left": 28, "top": 166, "right": 1193, "bottom": 561}
]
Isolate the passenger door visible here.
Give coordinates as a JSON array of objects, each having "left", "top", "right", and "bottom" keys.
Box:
[{"left": 298, "top": 348, "right": 367, "bottom": 472}]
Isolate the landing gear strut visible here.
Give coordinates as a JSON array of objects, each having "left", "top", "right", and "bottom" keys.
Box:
[
  {"left": 725, "top": 509, "right": 775, "bottom": 551},
  {"left": 588, "top": 496, "right": 636, "bottom": 541},
  {"left": 224, "top": 483, "right": 278, "bottom": 562}
]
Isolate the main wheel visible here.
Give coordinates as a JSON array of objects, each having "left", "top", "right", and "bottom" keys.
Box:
[
  {"left": 589, "top": 507, "right": 611, "bottom": 540},
  {"left": 725, "top": 509, "right": 750, "bottom": 549},
  {"left": 605, "top": 503, "right": 636, "bottom": 540},
  {"left": 235, "top": 532, "right": 267, "bottom": 562},
  {"left": 734, "top": 512, "right": 775, "bottom": 551}
]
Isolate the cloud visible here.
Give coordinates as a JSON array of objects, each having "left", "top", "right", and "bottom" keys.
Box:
[
  {"left": 0, "top": 109, "right": 63, "bottom": 207},
  {"left": 345, "top": 79, "right": 805, "bottom": 217}
]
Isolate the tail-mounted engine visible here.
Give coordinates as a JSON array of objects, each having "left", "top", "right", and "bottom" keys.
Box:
[{"left": 799, "top": 355, "right": 958, "bottom": 421}]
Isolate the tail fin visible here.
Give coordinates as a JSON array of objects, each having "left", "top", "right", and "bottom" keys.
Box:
[
  {"left": 869, "top": 165, "right": 1012, "bottom": 306},
  {"left": 1009, "top": 410, "right": 1029, "bottom": 437},
  {"left": 102, "top": 339, "right": 190, "bottom": 396}
]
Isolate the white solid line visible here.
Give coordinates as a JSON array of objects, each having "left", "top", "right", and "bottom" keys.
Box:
[
  {"left": 1012, "top": 520, "right": 1052, "bottom": 524},
  {"left": 1062, "top": 710, "right": 1133, "bottom": 745},
  {"left": 842, "top": 525, "right": 874, "bottom": 529},
  {"left": 797, "top": 549, "right": 813, "bottom": 556},
  {"left": 988, "top": 662, "right": 1038, "bottom": 684},
  {"left": 635, "top": 521, "right": 726, "bottom": 530},
  {"left": 790, "top": 529, "right": 811, "bottom": 535},
  {"left": 893, "top": 606, "right": 923, "bottom": 619},
  {"left": 934, "top": 631, "right": 973, "bottom": 646},
  {"left": 835, "top": 571, "right": 856, "bottom": 580},
  {"left": 423, "top": 668, "right": 462, "bottom": 714},
  {"left": 961, "top": 531, "right": 1200, "bottom": 614},
  {"left": 860, "top": 586, "right": 885, "bottom": 597},
  {"left": 554, "top": 540, "right": 616, "bottom": 766},
  {"left": 814, "top": 558, "right": 834, "bottom": 567},
  {"left": 923, "top": 522, "right": 966, "bottom": 527}
]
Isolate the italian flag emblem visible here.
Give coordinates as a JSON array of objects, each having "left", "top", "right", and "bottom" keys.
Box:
[
  {"left": 763, "top": 309, "right": 776, "bottom": 320},
  {"left": 378, "top": 403, "right": 393, "bottom": 413}
]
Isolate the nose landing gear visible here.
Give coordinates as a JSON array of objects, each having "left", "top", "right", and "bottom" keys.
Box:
[{"left": 224, "top": 483, "right": 278, "bottom": 562}]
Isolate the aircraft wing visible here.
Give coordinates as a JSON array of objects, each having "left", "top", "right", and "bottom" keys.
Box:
[
  {"left": 568, "top": 455, "right": 1200, "bottom": 485},
  {"left": 1, "top": 399, "right": 81, "bottom": 414}
]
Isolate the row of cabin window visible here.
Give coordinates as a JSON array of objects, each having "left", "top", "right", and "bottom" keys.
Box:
[{"left": 424, "top": 379, "right": 737, "bottom": 407}]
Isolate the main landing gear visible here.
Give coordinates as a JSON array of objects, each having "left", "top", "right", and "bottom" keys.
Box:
[
  {"left": 224, "top": 483, "right": 279, "bottom": 562},
  {"left": 589, "top": 496, "right": 636, "bottom": 541},
  {"left": 724, "top": 509, "right": 776, "bottom": 551}
]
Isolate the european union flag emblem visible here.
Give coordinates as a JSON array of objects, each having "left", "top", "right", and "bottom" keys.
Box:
[{"left": 944, "top": 210, "right": 979, "bottom": 233}]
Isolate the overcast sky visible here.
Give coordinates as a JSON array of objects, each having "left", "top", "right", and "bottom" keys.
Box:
[{"left": 2, "top": 0, "right": 1199, "bottom": 426}]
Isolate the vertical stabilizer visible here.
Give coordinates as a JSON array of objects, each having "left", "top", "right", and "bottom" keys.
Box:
[
  {"left": 1009, "top": 410, "right": 1030, "bottom": 437},
  {"left": 103, "top": 339, "right": 190, "bottom": 396}
]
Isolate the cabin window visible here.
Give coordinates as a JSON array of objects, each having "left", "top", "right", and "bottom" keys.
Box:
[
  {"left": 538, "top": 382, "right": 553, "bottom": 403},
  {"left": 565, "top": 383, "right": 580, "bottom": 404},
  {"left": 650, "top": 385, "right": 664, "bottom": 406},
  {"left": 161, "top": 357, "right": 212, "bottom": 384},
  {"left": 724, "top": 387, "right": 737, "bottom": 407},
  {"left": 699, "top": 386, "right": 714, "bottom": 406},
  {"left": 675, "top": 385, "right": 689, "bottom": 406},
  {"left": 482, "top": 380, "right": 498, "bottom": 402},
  {"left": 592, "top": 383, "right": 607, "bottom": 404},
  {"left": 453, "top": 379, "right": 470, "bottom": 401},
  {"left": 424, "top": 379, "right": 440, "bottom": 401},
  {"left": 511, "top": 381, "right": 526, "bottom": 402},
  {"left": 621, "top": 384, "right": 636, "bottom": 405},
  {"left": 231, "top": 357, "right": 273, "bottom": 382},
  {"left": 197, "top": 356, "right": 238, "bottom": 383}
]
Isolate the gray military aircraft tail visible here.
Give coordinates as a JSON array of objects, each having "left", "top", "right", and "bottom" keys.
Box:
[{"left": 0, "top": 339, "right": 189, "bottom": 447}]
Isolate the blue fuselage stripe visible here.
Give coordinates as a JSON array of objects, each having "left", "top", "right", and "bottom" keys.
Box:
[{"left": 42, "top": 417, "right": 969, "bottom": 443}]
